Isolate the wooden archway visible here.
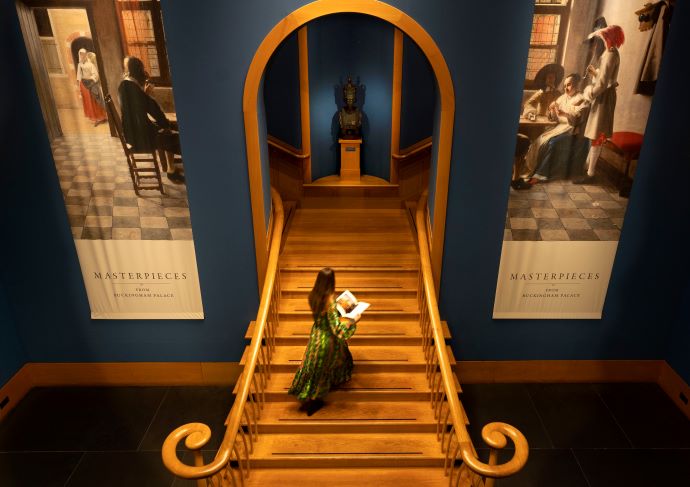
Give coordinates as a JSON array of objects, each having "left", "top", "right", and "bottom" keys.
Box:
[{"left": 244, "top": 0, "right": 454, "bottom": 289}]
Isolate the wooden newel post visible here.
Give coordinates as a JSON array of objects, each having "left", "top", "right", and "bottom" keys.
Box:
[{"left": 339, "top": 138, "right": 362, "bottom": 181}]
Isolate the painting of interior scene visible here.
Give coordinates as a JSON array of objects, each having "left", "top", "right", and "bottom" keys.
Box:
[
  {"left": 505, "top": 0, "right": 673, "bottom": 242},
  {"left": 16, "top": 0, "right": 192, "bottom": 241}
]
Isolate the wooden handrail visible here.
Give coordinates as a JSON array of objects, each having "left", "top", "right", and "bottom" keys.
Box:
[
  {"left": 415, "top": 192, "right": 528, "bottom": 485},
  {"left": 392, "top": 136, "right": 432, "bottom": 160},
  {"left": 162, "top": 187, "right": 285, "bottom": 484},
  {"left": 267, "top": 134, "right": 310, "bottom": 159}
]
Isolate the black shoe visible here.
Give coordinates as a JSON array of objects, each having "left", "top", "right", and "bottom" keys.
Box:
[
  {"left": 306, "top": 398, "right": 325, "bottom": 416},
  {"left": 573, "top": 175, "right": 595, "bottom": 185},
  {"left": 166, "top": 171, "right": 186, "bottom": 184},
  {"left": 510, "top": 179, "right": 533, "bottom": 190}
]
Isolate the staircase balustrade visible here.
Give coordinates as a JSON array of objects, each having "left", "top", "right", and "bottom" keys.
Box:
[
  {"left": 415, "top": 192, "right": 529, "bottom": 487},
  {"left": 161, "top": 188, "right": 284, "bottom": 486}
]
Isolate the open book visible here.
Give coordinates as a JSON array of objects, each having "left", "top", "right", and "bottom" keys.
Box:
[{"left": 335, "top": 290, "right": 370, "bottom": 320}]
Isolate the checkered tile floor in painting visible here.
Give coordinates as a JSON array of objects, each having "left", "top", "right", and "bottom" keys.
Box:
[
  {"left": 51, "top": 134, "right": 193, "bottom": 241},
  {"left": 504, "top": 177, "right": 629, "bottom": 241}
]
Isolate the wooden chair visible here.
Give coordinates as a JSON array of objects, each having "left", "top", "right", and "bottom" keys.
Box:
[
  {"left": 604, "top": 131, "right": 644, "bottom": 197},
  {"left": 104, "top": 94, "right": 165, "bottom": 196}
]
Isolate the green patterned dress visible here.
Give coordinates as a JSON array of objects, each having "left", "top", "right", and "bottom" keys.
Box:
[{"left": 288, "top": 303, "right": 357, "bottom": 401}]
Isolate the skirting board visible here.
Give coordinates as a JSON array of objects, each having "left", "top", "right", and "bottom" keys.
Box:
[
  {"left": 1, "top": 360, "right": 688, "bottom": 422},
  {"left": 0, "top": 366, "right": 33, "bottom": 423},
  {"left": 658, "top": 361, "right": 690, "bottom": 420},
  {"left": 0, "top": 362, "right": 242, "bottom": 422}
]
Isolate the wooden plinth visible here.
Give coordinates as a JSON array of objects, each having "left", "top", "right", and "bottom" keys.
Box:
[{"left": 339, "top": 138, "right": 362, "bottom": 181}]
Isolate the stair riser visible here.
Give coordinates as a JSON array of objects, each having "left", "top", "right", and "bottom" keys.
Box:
[
  {"left": 266, "top": 363, "right": 428, "bottom": 373},
  {"left": 269, "top": 337, "right": 423, "bottom": 346},
  {"left": 280, "top": 312, "right": 420, "bottom": 321},
  {"left": 260, "top": 391, "right": 433, "bottom": 402},
  {"left": 256, "top": 423, "right": 437, "bottom": 434},
  {"left": 281, "top": 290, "right": 418, "bottom": 299},
  {"left": 249, "top": 457, "right": 445, "bottom": 468},
  {"left": 280, "top": 269, "right": 418, "bottom": 279}
]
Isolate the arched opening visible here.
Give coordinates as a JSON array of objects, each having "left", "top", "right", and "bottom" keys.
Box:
[{"left": 244, "top": 0, "right": 454, "bottom": 290}]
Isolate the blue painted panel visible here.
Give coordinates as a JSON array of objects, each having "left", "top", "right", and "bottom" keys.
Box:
[
  {"left": 667, "top": 284, "right": 690, "bottom": 385},
  {"left": 264, "top": 32, "right": 301, "bottom": 149},
  {"left": 428, "top": 84, "right": 441, "bottom": 223},
  {"left": 308, "top": 14, "right": 393, "bottom": 180},
  {"left": 258, "top": 76, "right": 271, "bottom": 228},
  {"left": 0, "top": 283, "right": 25, "bottom": 387},
  {"left": 400, "top": 35, "right": 435, "bottom": 149}
]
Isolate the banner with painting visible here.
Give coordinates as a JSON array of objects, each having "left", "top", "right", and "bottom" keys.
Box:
[
  {"left": 494, "top": 0, "right": 674, "bottom": 318},
  {"left": 16, "top": 0, "right": 203, "bottom": 318}
]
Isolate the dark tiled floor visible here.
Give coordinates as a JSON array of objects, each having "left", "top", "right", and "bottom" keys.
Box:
[
  {"left": 462, "top": 383, "right": 690, "bottom": 486},
  {"left": 0, "top": 383, "right": 688, "bottom": 486},
  {"left": 0, "top": 386, "right": 232, "bottom": 487}
]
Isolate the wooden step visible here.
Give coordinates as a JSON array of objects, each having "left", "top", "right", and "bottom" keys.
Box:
[
  {"left": 240, "top": 345, "right": 455, "bottom": 373},
  {"left": 282, "top": 239, "right": 417, "bottom": 249},
  {"left": 280, "top": 272, "right": 419, "bottom": 291},
  {"left": 280, "top": 310, "right": 419, "bottom": 322},
  {"left": 244, "top": 467, "right": 449, "bottom": 487},
  {"left": 250, "top": 433, "right": 445, "bottom": 467},
  {"left": 280, "top": 254, "right": 420, "bottom": 268},
  {"left": 255, "top": 401, "right": 437, "bottom": 433},
  {"left": 245, "top": 320, "right": 451, "bottom": 345},
  {"left": 279, "top": 297, "right": 418, "bottom": 313},
  {"left": 282, "top": 288, "right": 418, "bottom": 299},
  {"left": 234, "top": 370, "right": 461, "bottom": 400},
  {"left": 280, "top": 267, "right": 418, "bottom": 278}
]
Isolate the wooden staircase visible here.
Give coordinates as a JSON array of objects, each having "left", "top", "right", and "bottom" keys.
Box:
[
  {"left": 238, "top": 207, "right": 454, "bottom": 484},
  {"left": 162, "top": 190, "right": 528, "bottom": 487}
]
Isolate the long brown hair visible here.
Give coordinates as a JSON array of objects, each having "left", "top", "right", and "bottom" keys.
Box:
[{"left": 309, "top": 268, "right": 335, "bottom": 319}]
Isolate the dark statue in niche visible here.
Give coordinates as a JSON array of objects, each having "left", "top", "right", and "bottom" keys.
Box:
[{"left": 338, "top": 76, "right": 362, "bottom": 139}]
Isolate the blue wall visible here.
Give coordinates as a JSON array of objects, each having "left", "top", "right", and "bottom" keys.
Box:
[
  {"left": 264, "top": 32, "right": 302, "bottom": 149},
  {"left": 657, "top": 0, "right": 690, "bottom": 385},
  {"left": 0, "top": 281, "right": 26, "bottom": 387},
  {"left": 307, "top": 14, "right": 393, "bottom": 180},
  {"left": 0, "top": 0, "right": 689, "bottom": 386},
  {"left": 400, "top": 35, "right": 435, "bottom": 149},
  {"left": 667, "top": 283, "right": 690, "bottom": 385}
]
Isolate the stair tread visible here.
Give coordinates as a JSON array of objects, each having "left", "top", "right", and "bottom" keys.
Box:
[
  {"left": 240, "top": 345, "right": 455, "bottom": 368},
  {"left": 263, "top": 345, "right": 428, "bottom": 364},
  {"left": 252, "top": 432, "right": 445, "bottom": 459},
  {"left": 233, "top": 370, "right": 462, "bottom": 398},
  {"left": 280, "top": 297, "right": 419, "bottom": 313},
  {"left": 246, "top": 320, "right": 451, "bottom": 340},
  {"left": 244, "top": 467, "right": 448, "bottom": 487},
  {"left": 259, "top": 400, "right": 436, "bottom": 423},
  {"left": 263, "top": 371, "right": 459, "bottom": 392},
  {"left": 280, "top": 256, "right": 420, "bottom": 267}
]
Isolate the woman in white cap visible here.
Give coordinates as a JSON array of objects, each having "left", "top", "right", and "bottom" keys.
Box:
[{"left": 76, "top": 48, "right": 107, "bottom": 126}]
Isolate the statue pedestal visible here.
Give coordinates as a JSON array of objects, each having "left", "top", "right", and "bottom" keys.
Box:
[{"left": 339, "top": 138, "right": 362, "bottom": 182}]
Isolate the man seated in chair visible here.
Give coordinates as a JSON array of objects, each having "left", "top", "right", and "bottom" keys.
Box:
[
  {"left": 519, "top": 73, "right": 590, "bottom": 187},
  {"left": 118, "top": 56, "right": 184, "bottom": 184}
]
